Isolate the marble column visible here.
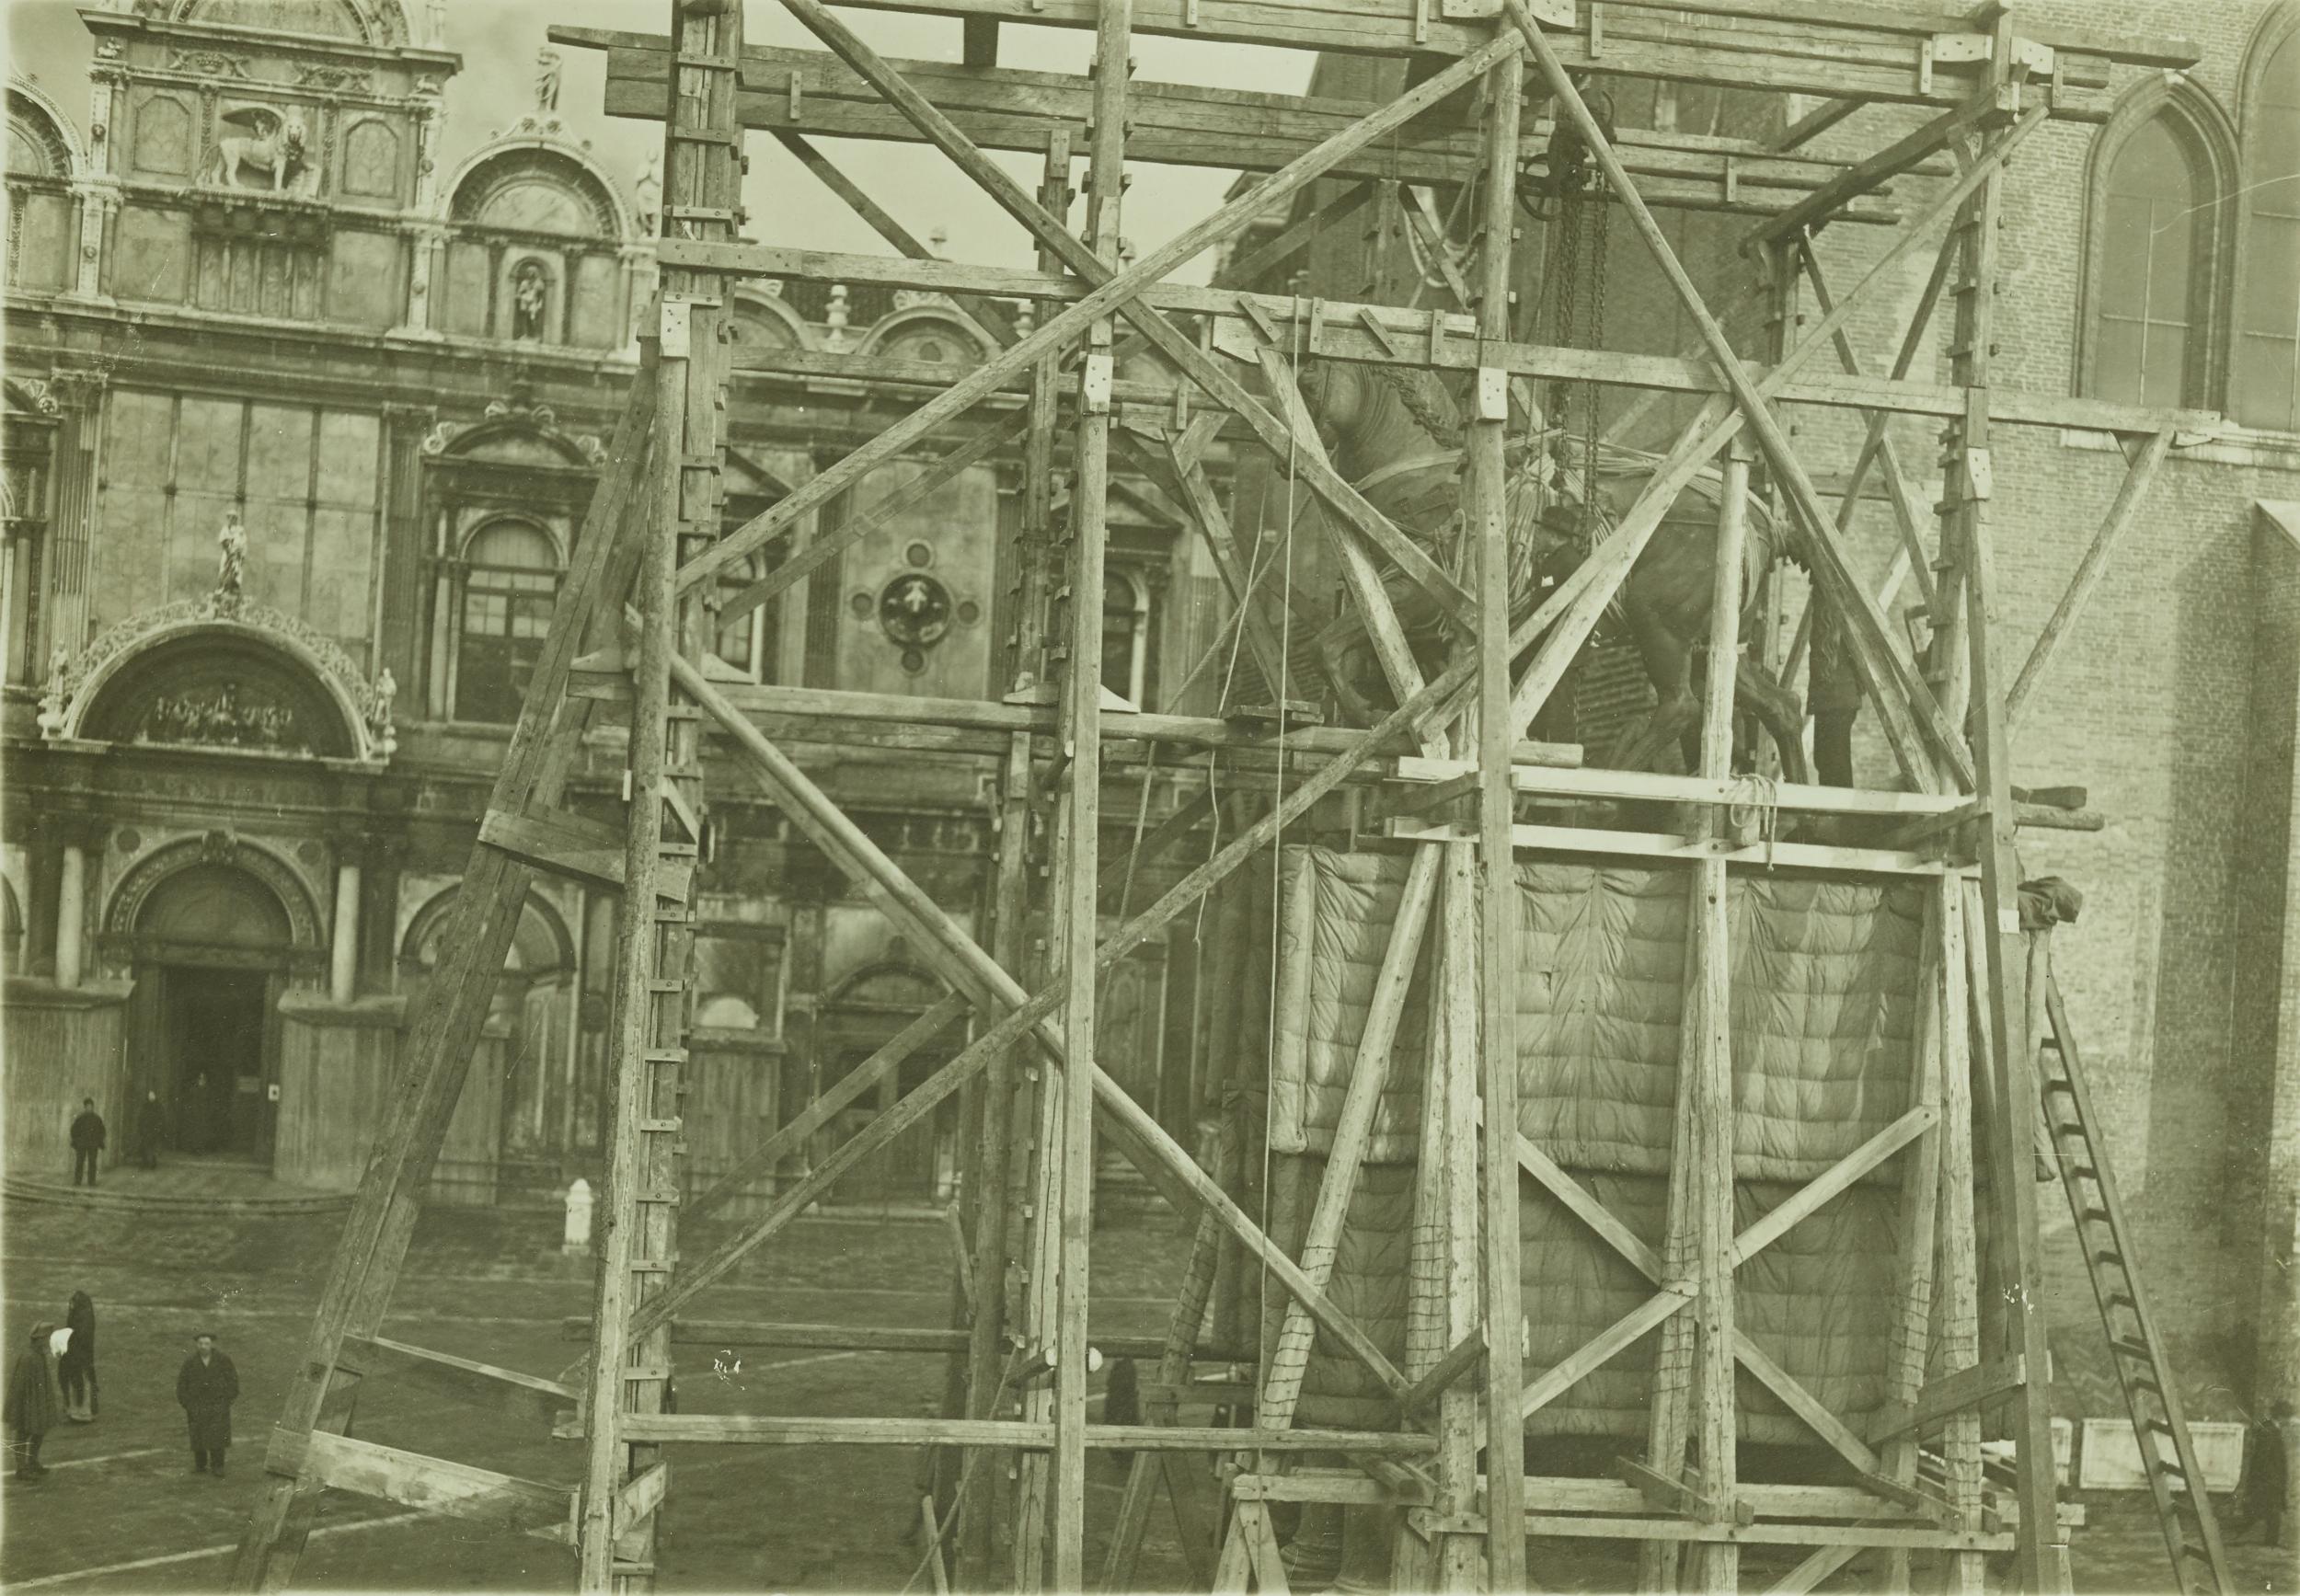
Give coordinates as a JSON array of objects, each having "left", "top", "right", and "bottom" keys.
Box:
[
  {"left": 330, "top": 859, "right": 362, "bottom": 1004},
  {"left": 54, "top": 842, "right": 86, "bottom": 990}
]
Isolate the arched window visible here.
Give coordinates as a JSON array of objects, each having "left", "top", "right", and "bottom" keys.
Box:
[
  {"left": 455, "top": 519, "right": 559, "bottom": 724},
  {"left": 2237, "top": 23, "right": 2300, "bottom": 431},
  {"left": 2092, "top": 117, "right": 2204, "bottom": 408},
  {"left": 1101, "top": 567, "right": 1153, "bottom": 709},
  {"left": 2080, "top": 85, "right": 2237, "bottom": 412}
]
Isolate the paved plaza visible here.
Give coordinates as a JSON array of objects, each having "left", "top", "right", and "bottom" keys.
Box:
[{"left": 0, "top": 1176, "right": 2288, "bottom": 1592}]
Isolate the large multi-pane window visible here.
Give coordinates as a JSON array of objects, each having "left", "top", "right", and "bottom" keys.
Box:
[
  {"left": 455, "top": 519, "right": 559, "bottom": 723},
  {"left": 2237, "top": 27, "right": 2300, "bottom": 431},
  {"left": 2090, "top": 115, "right": 2206, "bottom": 408}
]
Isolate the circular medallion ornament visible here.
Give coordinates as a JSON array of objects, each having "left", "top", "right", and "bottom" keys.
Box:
[{"left": 879, "top": 571, "right": 952, "bottom": 652}]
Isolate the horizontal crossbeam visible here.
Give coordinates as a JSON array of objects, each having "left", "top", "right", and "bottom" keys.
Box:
[
  {"left": 662, "top": 238, "right": 2227, "bottom": 439},
  {"left": 263, "top": 1430, "right": 575, "bottom": 1544},
  {"left": 808, "top": 0, "right": 2183, "bottom": 112},
  {"left": 567, "top": 29, "right": 1924, "bottom": 218},
  {"left": 572, "top": 1417, "right": 1438, "bottom": 1452}
]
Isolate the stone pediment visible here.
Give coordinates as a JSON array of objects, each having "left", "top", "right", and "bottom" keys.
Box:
[{"left": 40, "top": 591, "right": 397, "bottom": 764}]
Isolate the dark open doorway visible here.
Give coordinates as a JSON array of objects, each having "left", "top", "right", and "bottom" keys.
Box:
[{"left": 163, "top": 967, "right": 272, "bottom": 1160}]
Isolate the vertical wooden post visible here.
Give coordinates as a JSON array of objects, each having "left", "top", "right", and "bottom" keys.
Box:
[
  {"left": 578, "top": 7, "right": 742, "bottom": 1590},
  {"left": 954, "top": 130, "right": 1074, "bottom": 1591},
  {"left": 1051, "top": 6, "right": 1130, "bottom": 1585},
  {"left": 1469, "top": 37, "right": 1528, "bottom": 1594},
  {"left": 1879, "top": 889, "right": 1946, "bottom": 1596},
  {"left": 1938, "top": 37, "right": 2059, "bottom": 1591},
  {"left": 1433, "top": 839, "right": 1487, "bottom": 1593},
  {"left": 1685, "top": 440, "right": 1749, "bottom": 1594},
  {"left": 1934, "top": 883, "right": 1986, "bottom": 1596}
]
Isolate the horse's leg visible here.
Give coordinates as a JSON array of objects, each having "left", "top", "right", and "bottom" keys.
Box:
[
  {"left": 1733, "top": 655, "right": 1811, "bottom": 786},
  {"left": 1617, "top": 603, "right": 1698, "bottom": 775},
  {"left": 1807, "top": 593, "right": 1860, "bottom": 788}
]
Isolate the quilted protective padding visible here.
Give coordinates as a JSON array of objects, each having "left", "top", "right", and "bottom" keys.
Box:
[{"left": 1263, "top": 846, "right": 1926, "bottom": 1441}]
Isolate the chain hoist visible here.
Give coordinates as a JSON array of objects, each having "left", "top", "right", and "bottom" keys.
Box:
[{"left": 1538, "top": 77, "right": 1616, "bottom": 547}]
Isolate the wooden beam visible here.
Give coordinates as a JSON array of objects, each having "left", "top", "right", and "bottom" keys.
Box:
[
  {"left": 571, "top": 31, "right": 1934, "bottom": 212},
  {"left": 477, "top": 807, "right": 692, "bottom": 902},
  {"left": 2006, "top": 428, "right": 2175, "bottom": 726},
  {"left": 1259, "top": 845, "right": 1441, "bottom": 1432},
  {"left": 337, "top": 1337, "right": 572, "bottom": 1428},
  {"left": 1388, "top": 820, "right": 1961, "bottom": 876},
  {"left": 1394, "top": 1334, "right": 1487, "bottom": 1418},
  {"left": 1868, "top": 1357, "right": 2028, "bottom": 1446},
  {"left": 1519, "top": 1292, "right": 1693, "bottom": 1421},
  {"left": 595, "top": 1416, "right": 1439, "bottom": 1452},
  {"left": 1730, "top": 1105, "right": 1938, "bottom": 1267},
  {"left": 1750, "top": 88, "right": 2014, "bottom": 247},
  {"left": 266, "top": 1430, "right": 575, "bottom": 1544},
  {"left": 689, "top": 993, "right": 969, "bottom": 1221},
  {"left": 753, "top": 1, "right": 2180, "bottom": 109},
  {"left": 1468, "top": 47, "right": 1530, "bottom": 1590},
  {"left": 1775, "top": 96, "right": 1862, "bottom": 151}
]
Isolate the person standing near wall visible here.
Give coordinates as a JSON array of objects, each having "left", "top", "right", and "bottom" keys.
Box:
[
  {"left": 133, "top": 1088, "right": 164, "bottom": 1170},
  {"left": 176, "top": 1332, "right": 237, "bottom": 1476},
  {"left": 57, "top": 1293, "right": 96, "bottom": 1423},
  {"left": 68, "top": 1097, "right": 105, "bottom": 1187},
  {"left": 6, "top": 1325, "right": 57, "bottom": 1480},
  {"left": 2231, "top": 1399, "right": 2293, "bottom": 1548}
]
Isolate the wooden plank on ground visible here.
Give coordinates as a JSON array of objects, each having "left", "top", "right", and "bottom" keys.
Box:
[{"left": 266, "top": 1430, "right": 575, "bottom": 1544}]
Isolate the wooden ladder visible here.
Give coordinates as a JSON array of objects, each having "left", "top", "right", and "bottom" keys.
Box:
[{"left": 2036, "top": 969, "right": 2232, "bottom": 1596}]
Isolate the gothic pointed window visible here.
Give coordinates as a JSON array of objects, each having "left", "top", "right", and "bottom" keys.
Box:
[
  {"left": 2093, "top": 117, "right": 2203, "bottom": 408},
  {"left": 454, "top": 518, "right": 559, "bottom": 724},
  {"left": 2237, "top": 26, "right": 2300, "bottom": 431}
]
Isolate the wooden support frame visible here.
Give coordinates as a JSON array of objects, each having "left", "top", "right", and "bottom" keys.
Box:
[{"left": 247, "top": 4, "right": 2218, "bottom": 1588}]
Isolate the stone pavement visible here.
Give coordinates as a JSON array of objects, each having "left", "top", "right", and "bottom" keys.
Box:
[
  {"left": 1, "top": 1192, "right": 2290, "bottom": 1592},
  {"left": 5, "top": 1155, "right": 351, "bottom": 1217}
]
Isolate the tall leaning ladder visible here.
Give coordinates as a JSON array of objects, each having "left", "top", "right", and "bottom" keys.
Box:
[
  {"left": 576, "top": 3, "right": 746, "bottom": 1590},
  {"left": 2035, "top": 952, "right": 2234, "bottom": 1596}
]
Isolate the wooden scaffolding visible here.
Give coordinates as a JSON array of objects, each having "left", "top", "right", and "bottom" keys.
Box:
[{"left": 228, "top": 1, "right": 2237, "bottom": 1592}]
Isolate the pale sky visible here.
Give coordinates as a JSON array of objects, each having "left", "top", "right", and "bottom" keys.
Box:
[{"left": 4, "top": 1, "right": 1312, "bottom": 282}]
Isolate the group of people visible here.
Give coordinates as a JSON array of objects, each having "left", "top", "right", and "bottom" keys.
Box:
[
  {"left": 4, "top": 1298, "right": 239, "bottom": 1482},
  {"left": 65, "top": 1089, "right": 172, "bottom": 1187}
]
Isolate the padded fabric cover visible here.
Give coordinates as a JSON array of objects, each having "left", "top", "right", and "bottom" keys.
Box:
[{"left": 1265, "top": 847, "right": 1925, "bottom": 1442}]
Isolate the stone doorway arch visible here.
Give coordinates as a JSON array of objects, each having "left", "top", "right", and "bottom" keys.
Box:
[{"left": 110, "top": 844, "right": 312, "bottom": 1167}]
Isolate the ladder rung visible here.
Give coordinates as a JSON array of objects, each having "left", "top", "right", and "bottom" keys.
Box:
[
  {"left": 648, "top": 981, "right": 687, "bottom": 994},
  {"left": 2043, "top": 1075, "right": 2075, "bottom": 1091},
  {"left": 618, "top": 1367, "right": 672, "bottom": 1382},
  {"left": 635, "top": 1190, "right": 682, "bottom": 1206},
  {"left": 638, "top": 1119, "right": 682, "bottom": 1133},
  {"left": 645, "top": 1048, "right": 689, "bottom": 1063},
  {"left": 627, "top": 1259, "right": 676, "bottom": 1272},
  {"left": 2110, "top": 1337, "right": 2151, "bottom": 1358}
]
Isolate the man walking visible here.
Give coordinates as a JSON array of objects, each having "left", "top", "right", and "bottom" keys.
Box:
[
  {"left": 68, "top": 1098, "right": 105, "bottom": 1187},
  {"left": 176, "top": 1332, "right": 238, "bottom": 1476}
]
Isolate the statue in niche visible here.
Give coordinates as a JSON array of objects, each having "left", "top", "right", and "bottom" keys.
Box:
[
  {"left": 203, "top": 105, "right": 308, "bottom": 193},
  {"left": 365, "top": 667, "right": 397, "bottom": 758},
  {"left": 511, "top": 261, "right": 549, "bottom": 341},
  {"left": 214, "top": 509, "right": 247, "bottom": 614},
  {"left": 535, "top": 48, "right": 562, "bottom": 115},
  {"left": 634, "top": 150, "right": 661, "bottom": 235}
]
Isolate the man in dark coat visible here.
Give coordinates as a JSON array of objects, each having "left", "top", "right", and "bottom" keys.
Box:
[
  {"left": 2232, "top": 1400, "right": 2292, "bottom": 1547},
  {"left": 6, "top": 1324, "right": 57, "bottom": 1479},
  {"left": 176, "top": 1332, "right": 239, "bottom": 1475},
  {"left": 68, "top": 1098, "right": 105, "bottom": 1187}
]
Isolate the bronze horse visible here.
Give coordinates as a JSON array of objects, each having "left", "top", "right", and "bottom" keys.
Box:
[{"left": 1286, "top": 360, "right": 1819, "bottom": 783}]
